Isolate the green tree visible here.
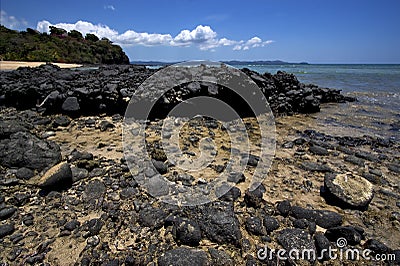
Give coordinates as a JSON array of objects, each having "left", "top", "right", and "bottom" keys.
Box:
[
  {"left": 85, "top": 33, "right": 99, "bottom": 42},
  {"left": 68, "top": 30, "right": 83, "bottom": 39},
  {"left": 49, "top": 26, "right": 67, "bottom": 36}
]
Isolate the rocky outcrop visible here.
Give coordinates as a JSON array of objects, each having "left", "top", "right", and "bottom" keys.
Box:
[{"left": 0, "top": 64, "right": 355, "bottom": 118}]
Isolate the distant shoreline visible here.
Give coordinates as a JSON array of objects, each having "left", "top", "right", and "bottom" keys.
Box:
[{"left": 0, "top": 61, "right": 83, "bottom": 70}]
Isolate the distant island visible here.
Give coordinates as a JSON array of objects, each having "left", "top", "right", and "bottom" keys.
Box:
[
  {"left": 0, "top": 25, "right": 129, "bottom": 64},
  {"left": 132, "top": 60, "right": 309, "bottom": 66}
]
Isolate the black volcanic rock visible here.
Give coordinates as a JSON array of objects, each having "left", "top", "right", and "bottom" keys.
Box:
[
  {"left": 0, "top": 64, "right": 354, "bottom": 118},
  {"left": 0, "top": 131, "right": 61, "bottom": 171}
]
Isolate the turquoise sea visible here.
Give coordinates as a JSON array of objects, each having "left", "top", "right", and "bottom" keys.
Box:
[{"left": 234, "top": 64, "right": 400, "bottom": 141}]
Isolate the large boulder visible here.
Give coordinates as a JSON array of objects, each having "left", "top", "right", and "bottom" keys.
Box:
[
  {"left": 0, "top": 132, "right": 61, "bottom": 171},
  {"left": 37, "top": 162, "right": 73, "bottom": 190},
  {"left": 323, "top": 173, "right": 374, "bottom": 210}
]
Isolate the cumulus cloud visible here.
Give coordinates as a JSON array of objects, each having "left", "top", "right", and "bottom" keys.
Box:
[
  {"left": 1, "top": 10, "right": 28, "bottom": 29},
  {"left": 36, "top": 20, "right": 273, "bottom": 51},
  {"left": 104, "top": 5, "right": 115, "bottom": 11}
]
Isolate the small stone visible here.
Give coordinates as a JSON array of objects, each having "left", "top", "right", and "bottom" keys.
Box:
[
  {"left": 301, "top": 162, "right": 332, "bottom": 172},
  {"left": 244, "top": 184, "right": 266, "bottom": 208},
  {"left": 324, "top": 173, "right": 374, "bottom": 210},
  {"left": 263, "top": 215, "right": 279, "bottom": 232},
  {"left": 152, "top": 160, "right": 168, "bottom": 174},
  {"left": 53, "top": 115, "right": 71, "bottom": 127},
  {"left": 364, "top": 239, "right": 389, "bottom": 254},
  {"left": 208, "top": 248, "right": 233, "bottom": 265},
  {"left": 99, "top": 120, "right": 114, "bottom": 131},
  {"left": 277, "top": 228, "right": 316, "bottom": 262},
  {"left": 173, "top": 218, "right": 202, "bottom": 246},
  {"left": 325, "top": 226, "right": 362, "bottom": 246},
  {"left": 87, "top": 235, "right": 100, "bottom": 246},
  {"left": 0, "top": 207, "right": 17, "bottom": 220},
  {"left": 309, "top": 145, "right": 329, "bottom": 156},
  {"left": 227, "top": 172, "right": 245, "bottom": 184},
  {"left": 0, "top": 224, "right": 15, "bottom": 239},
  {"left": 276, "top": 200, "right": 291, "bottom": 217},
  {"left": 87, "top": 218, "right": 103, "bottom": 236},
  {"left": 290, "top": 206, "right": 342, "bottom": 229},
  {"left": 139, "top": 206, "right": 167, "bottom": 229},
  {"left": 344, "top": 155, "right": 365, "bottom": 166},
  {"left": 158, "top": 247, "right": 209, "bottom": 266},
  {"left": 245, "top": 216, "right": 264, "bottom": 236},
  {"left": 37, "top": 162, "right": 72, "bottom": 190},
  {"left": 64, "top": 220, "right": 80, "bottom": 231},
  {"left": 314, "top": 233, "right": 331, "bottom": 261},
  {"left": 15, "top": 167, "right": 34, "bottom": 180}
]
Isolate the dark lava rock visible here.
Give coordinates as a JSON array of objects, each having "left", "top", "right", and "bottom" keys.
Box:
[
  {"left": 364, "top": 239, "right": 390, "bottom": 254},
  {"left": 314, "top": 233, "right": 331, "bottom": 261},
  {"left": 37, "top": 162, "right": 73, "bottom": 190},
  {"left": 276, "top": 200, "right": 291, "bottom": 217},
  {"left": 325, "top": 226, "right": 362, "bottom": 246},
  {"left": 219, "top": 186, "right": 241, "bottom": 202},
  {"left": 85, "top": 179, "right": 106, "bottom": 197},
  {"left": 291, "top": 206, "right": 342, "bottom": 229},
  {"left": 71, "top": 167, "right": 89, "bottom": 182},
  {"left": 0, "top": 207, "right": 17, "bottom": 220},
  {"left": 152, "top": 160, "right": 168, "bottom": 174},
  {"left": 247, "top": 154, "right": 260, "bottom": 167},
  {"left": 388, "top": 163, "right": 400, "bottom": 174},
  {"left": 323, "top": 173, "right": 374, "bottom": 210},
  {"left": 53, "top": 115, "right": 71, "bottom": 127},
  {"left": 139, "top": 206, "right": 167, "bottom": 229},
  {"left": 69, "top": 149, "right": 93, "bottom": 162},
  {"left": 87, "top": 218, "right": 104, "bottom": 236},
  {"left": 277, "top": 228, "right": 316, "bottom": 262},
  {"left": 0, "top": 224, "right": 15, "bottom": 239},
  {"left": 0, "top": 119, "right": 31, "bottom": 138},
  {"left": 245, "top": 216, "right": 264, "bottom": 236},
  {"left": 208, "top": 248, "right": 232, "bottom": 265},
  {"left": 300, "top": 162, "right": 332, "bottom": 172},
  {"left": 244, "top": 184, "right": 266, "bottom": 208},
  {"left": 344, "top": 155, "right": 365, "bottom": 166},
  {"left": 197, "top": 201, "right": 241, "bottom": 247},
  {"left": 64, "top": 220, "right": 81, "bottom": 231},
  {"left": 15, "top": 167, "right": 34, "bottom": 180},
  {"left": 61, "top": 96, "right": 80, "bottom": 112},
  {"left": 309, "top": 145, "right": 329, "bottom": 156},
  {"left": 293, "top": 219, "right": 316, "bottom": 234},
  {"left": 227, "top": 172, "right": 245, "bottom": 184},
  {"left": 1, "top": 65, "right": 352, "bottom": 118},
  {"left": 0, "top": 132, "right": 61, "bottom": 171},
  {"left": 263, "top": 215, "right": 280, "bottom": 232},
  {"left": 158, "top": 247, "right": 209, "bottom": 266},
  {"left": 99, "top": 120, "right": 115, "bottom": 131},
  {"left": 355, "top": 151, "right": 380, "bottom": 162},
  {"left": 172, "top": 218, "right": 202, "bottom": 246}
]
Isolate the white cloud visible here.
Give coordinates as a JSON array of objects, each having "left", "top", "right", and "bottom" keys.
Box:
[
  {"left": 1, "top": 10, "right": 28, "bottom": 29},
  {"left": 104, "top": 5, "right": 115, "bottom": 11},
  {"left": 36, "top": 20, "right": 273, "bottom": 51}
]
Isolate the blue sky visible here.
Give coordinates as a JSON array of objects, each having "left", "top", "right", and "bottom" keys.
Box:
[{"left": 1, "top": 0, "right": 400, "bottom": 63}]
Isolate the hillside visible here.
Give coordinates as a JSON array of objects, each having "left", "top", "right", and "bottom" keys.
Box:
[{"left": 0, "top": 25, "right": 129, "bottom": 64}]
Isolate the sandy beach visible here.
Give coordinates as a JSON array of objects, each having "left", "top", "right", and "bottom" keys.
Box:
[{"left": 0, "top": 61, "right": 82, "bottom": 70}]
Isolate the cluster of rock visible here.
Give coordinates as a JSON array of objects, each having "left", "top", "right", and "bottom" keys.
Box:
[
  {"left": 0, "top": 64, "right": 355, "bottom": 118},
  {"left": 0, "top": 106, "right": 399, "bottom": 264}
]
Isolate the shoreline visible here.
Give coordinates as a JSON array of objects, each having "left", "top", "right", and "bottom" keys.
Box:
[{"left": 0, "top": 61, "right": 83, "bottom": 70}]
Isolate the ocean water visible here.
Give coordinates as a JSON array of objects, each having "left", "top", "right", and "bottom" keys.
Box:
[{"left": 233, "top": 64, "right": 400, "bottom": 141}]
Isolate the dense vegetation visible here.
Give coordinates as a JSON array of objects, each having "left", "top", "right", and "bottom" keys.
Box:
[{"left": 0, "top": 25, "right": 129, "bottom": 64}]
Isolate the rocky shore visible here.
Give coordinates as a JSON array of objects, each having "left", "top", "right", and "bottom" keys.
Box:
[{"left": 1, "top": 64, "right": 399, "bottom": 265}]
